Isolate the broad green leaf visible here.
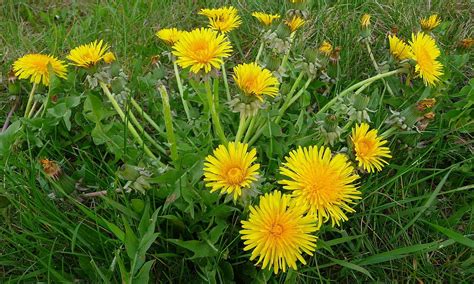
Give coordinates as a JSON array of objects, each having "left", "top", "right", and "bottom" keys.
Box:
[
  {"left": 166, "top": 239, "right": 218, "bottom": 259},
  {"left": 132, "top": 260, "right": 154, "bottom": 284},
  {"left": 123, "top": 217, "right": 139, "bottom": 260}
]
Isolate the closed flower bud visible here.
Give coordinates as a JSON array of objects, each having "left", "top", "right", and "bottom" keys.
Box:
[
  {"left": 416, "top": 98, "right": 436, "bottom": 111},
  {"left": 424, "top": 112, "right": 435, "bottom": 119}
]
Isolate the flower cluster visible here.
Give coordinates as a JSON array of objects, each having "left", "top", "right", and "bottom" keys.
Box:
[{"left": 9, "top": 1, "right": 453, "bottom": 279}]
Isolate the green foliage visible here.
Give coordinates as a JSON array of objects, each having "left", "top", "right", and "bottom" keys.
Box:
[{"left": 1, "top": 0, "right": 473, "bottom": 283}]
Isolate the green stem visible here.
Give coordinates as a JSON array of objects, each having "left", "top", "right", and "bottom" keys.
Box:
[
  {"left": 235, "top": 114, "right": 250, "bottom": 143},
  {"left": 247, "top": 76, "right": 312, "bottom": 146},
  {"left": 158, "top": 85, "right": 178, "bottom": 161},
  {"left": 99, "top": 82, "right": 158, "bottom": 160},
  {"left": 28, "top": 101, "right": 38, "bottom": 119},
  {"left": 221, "top": 62, "right": 231, "bottom": 102},
  {"left": 316, "top": 68, "right": 405, "bottom": 117},
  {"left": 255, "top": 41, "right": 265, "bottom": 63},
  {"left": 173, "top": 60, "right": 192, "bottom": 121},
  {"left": 39, "top": 85, "right": 53, "bottom": 118},
  {"left": 247, "top": 117, "right": 267, "bottom": 146},
  {"left": 342, "top": 120, "right": 355, "bottom": 133},
  {"left": 275, "top": 77, "right": 313, "bottom": 124},
  {"left": 205, "top": 79, "right": 227, "bottom": 144},
  {"left": 24, "top": 83, "right": 37, "bottom": 118},
  {"left": 243, "top": 114, "right": 258, "bottom": 143},
  {"left": 365, "top": 40, "right": 395, "bottom": 97},
  {"left": 273, "top": 71, "right": 305, "bottom": 111},
  {"left": 130, "top": 98, "right": 165, "bottom": 136},
  {"left": 380, "top": 126, "right": 398, "bottom": 139},
  {"left": 279, "top": 32, "right": 295, "bottom": 70},
  {"left": 127, "top": 108, "right": 167, "bottom": 155},
  {"left": 33, "top": 104, "right": 43, "bottom": 118}
]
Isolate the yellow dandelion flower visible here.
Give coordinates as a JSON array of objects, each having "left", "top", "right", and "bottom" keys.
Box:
[
  {"left": 420, "top": 14, "right": 441, "bottom": 31},
  {"left": 279, "top": 146, "right": 361, "bottom": 227},
  {"left": 233, "top": 62, "right": 279, "bottom": 101},
  {"left": 351, "top": 123, "right": 392, "bottom": 173},
  {"left": 199, "top": 6, "right": 242, "bottom": 33},
  {"left": 361, "top": 14, "right": 371, "bottom": 28},
  {"left": 388, "top": 35, "right": 412, "bottom": 60},
  {"left": 252, "top": 12, "right": 280, "bottom": 26},
  {"left": 289, "top": 0, "right": 305, "bottom": 3},
  {"left": 240, "top": 190, "right": 318, "bottom": 274},
  {"left": 172, "top": 28, "right": 232, "bottom": 74},
  {"left": 203, "top": 142, "right": 260, "bottom": 200},
  {"left": 67, "top": 40, "right": 110, "bottom": 68},
  {"left": 156, "top": 28, "right": 184, "bottom": 45},
  {"left": 285, "top": 16, "right": 305, "bottom": 32},
  {"left": 13, "top": 54, "right": 67, "bottom": 86},
  {"left": 318, "top": 40, "right": 333, "bottom": 56},
  {"left": 103, "top": 52, "right": 116, "bottom": 64},
  {"left": 459, "top": 38, "right": 474, "bottom": 48},
  {"left": 409, "top": 32, "right": 444, "bottom": 86}
]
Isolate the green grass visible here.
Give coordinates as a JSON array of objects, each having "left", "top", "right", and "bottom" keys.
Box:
[{"left": 1, "top": 0, "right": 473, "bottom": 283}]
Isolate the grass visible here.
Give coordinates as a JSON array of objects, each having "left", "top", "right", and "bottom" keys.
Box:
[{"left": 1, "top": 0, "right": 473, "bottom": 283}]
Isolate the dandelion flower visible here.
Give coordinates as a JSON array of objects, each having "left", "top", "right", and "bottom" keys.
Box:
[
  {"left": 409, "top": 32, "right": 443, "bottom": 86},
  {"left": 285, "top": 16, "right": 305, "bottom": 32},
  {"left": 13, "top": 54, "right": 67, "bottom": 86},
  {"left": 240, "top": 191, "right": 318, "bottom": 274},
  {"left": 252, "top": 12, "right": 280, "bottom": 26},
  {"left": 67, "top": 40, "right": 110, "bottom": 68},
  {"left": 319, "top": 40, "right": 333, "bottom": 56},
  {"left": 361, "top": 14, "right": 371, "bottom": 28},
  {"left": 103, "top": 52, "right": 116, "bottom": 64},
  {"left": 40, "top": 159, "right": 62, "bottom": 180},
  {"left": 388, "top": 35, "right": 412, "bottom": 60},
  {"left": 420, "top": 14, "right": 441, "bottom": 31},
  {"left": 172, "top": 28, "right": 232, "bottom": 73},
  {"left": 199, "top": 6, "right": 242, "bottom": 33},
  {"left": 233, "top": 62, "right": 279, "bottom": 101},
  {"left": 289, "top": 0, "right": 305, "bottom": 3},
  {"left": 279, "top": 146, "right": 361, "bottom": 227},
  {"left": 156, "top": 28, "right": 184, "bottom": 45},
  {"left": 351, "top": 123, "right": 392, "bottom": 173},
  {"left": 203, "top": 142, "right": 260, "bottom": 200},
  {"left": 459, "top": 38, "right": 474, "bottom": 48}
]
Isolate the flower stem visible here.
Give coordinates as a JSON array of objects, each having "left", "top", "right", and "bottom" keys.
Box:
[
  {"left": 279, "top": 32, "right": 295, "bottom": 70},
  {"left": 380, "top": 126, "right": 398, "bottom": 139},
  {"left": 99, "top": 81, "right": 158, "bottom": 160},
  {"left": 173, "top": 60, "right": 192, "bottom": 122},
  {"left": 255, "top": 41, "right": 265, "bottom": 63},
  {"left": 24, "top": 83, "right": 37, "bottom": 118},
  {"left": 243, "top": 114, "right": 258, "bottom": 143},
  {"left": 365, "top": 39, "right": 395, "bottom": 96},
  {"left": 316, "top": 68, "right": 405, "bottom": 117},
  {"left": 235, "top": 114, "right": 250, "bottom": 143},
  {"left": 130, "top": 97, "right": 165, "bottom": 136},
  {"left": 221, "top": 62, "right": 231, "bottom": 102},
  {"left": 158, "top": 85, "right": 178, "bottom": 161},
  {"left": 205, "top": 79, "right": 227, "bottom": 144},
  {"left": 39, "top": 85, "right": 53, "bottom": 118},
  {"left": 247, "top": 118, "right": 267, "bottom": 146},
  {"left": 275, "top": 76, "right": 313, "bottom": 124},
  {"left": 127, "top": 108, "right": 167, "bottom": 155},
  {"left": 247, "top": 75, "right": 312, "bottom": 146}
]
